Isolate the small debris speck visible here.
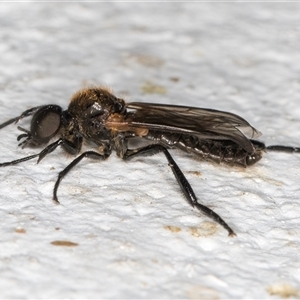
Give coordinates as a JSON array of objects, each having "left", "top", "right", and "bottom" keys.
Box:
[
  {"left": 51, "top": 240, "right": 78, "bottom": 247},
  {"left": 164, "top": 225, "right": 181, "bottom": 233}
]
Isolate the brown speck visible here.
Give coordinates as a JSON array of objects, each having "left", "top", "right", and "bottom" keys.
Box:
[
  {"left": 169, "top": 77, "right": 180, "bottom": 82},
  {"left": 186, "top": 285, "right": 219, "bottom": 300},
  {"left": 267, "top": 283, "right": 299, "bottom": 298},
  {"left": 15, "top": 228, "right": 26, "bottom": 234},
  {"left": 186, "top": 170, "right": 201, "bottom": 176},
  {"left": 141, "top": 81, "right": 167, "bottom": 95},
  {"left": 190, "top": 227, "right": 200, "bottom": 237},
  {"left": 190, "top": 222, "right": 217, "bottom": 237},
  {"left": 51, "top": 240, "right": 78, "bottom": 247},
  {"left": 164, "top": 225, "right": 181, "bottom": 233}
]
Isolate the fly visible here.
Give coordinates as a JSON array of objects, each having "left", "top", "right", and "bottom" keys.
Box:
[{"left": 0, "top": 87, "right": 299, "bottom": 236}]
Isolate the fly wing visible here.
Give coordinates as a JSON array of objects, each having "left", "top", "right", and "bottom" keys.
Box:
[{"left": 109, "top": 102, "right": 261, "bottom": 153}]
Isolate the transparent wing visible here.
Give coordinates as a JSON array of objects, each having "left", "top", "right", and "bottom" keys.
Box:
[{"left": 107, "top": 102, "right": 261, "bottom": 153}]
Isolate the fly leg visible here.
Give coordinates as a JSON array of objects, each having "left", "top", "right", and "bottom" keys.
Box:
[
  {"left": 0, "top": 106, "right": 45, "bottom": 130},
  {"left": 0, "top": 153, "right": 40, "bottom": 167},
  {"left": 123, "top": 144, "right": 236, "bottom": 237},
  {"left": 0, "top": 138, "right": 81, "bottom": 167},
  {"left": 0, "top": 137, "right": 90, "bottom": 204},
  {"left": 266, "top": 145, "right": 300, "bottom": 153},
  {"left": 53, "top": 150, "right": 110, "bottom": 204}
]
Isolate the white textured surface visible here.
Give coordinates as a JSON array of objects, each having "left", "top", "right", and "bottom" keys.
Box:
[{"left": 0, "top": 3, "right": 300, "bottom": 299}]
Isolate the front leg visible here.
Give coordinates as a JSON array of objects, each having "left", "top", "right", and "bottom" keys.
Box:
[
  {"left": 53, "top": 150, "right": 110, "bottom": 203},
  {"left": 123, "top": 144, "right": 236, "bottom": 236},
  {"left": 0, "top": 138, "right": 82, "bottom": 167},
  {"left": 0, "top": 105, "right": 45, "bottom": 130}
]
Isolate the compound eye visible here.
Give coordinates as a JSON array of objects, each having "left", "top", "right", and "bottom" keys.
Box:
[{"left": 30, "top": 105, "right": 62, "bottom": 144}]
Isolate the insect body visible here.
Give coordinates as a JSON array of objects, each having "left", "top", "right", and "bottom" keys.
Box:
[{"left": 0, "top": 87, "right": 299, "bottom": 236}]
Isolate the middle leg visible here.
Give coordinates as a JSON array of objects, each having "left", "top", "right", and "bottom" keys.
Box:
[{"left": 123, "top": 144, "right": 236, "bottom": 236}]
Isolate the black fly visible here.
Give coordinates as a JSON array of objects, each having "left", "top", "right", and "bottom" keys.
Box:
[{"left": 0, "top": 87, "right": 299, "bottom": 236}]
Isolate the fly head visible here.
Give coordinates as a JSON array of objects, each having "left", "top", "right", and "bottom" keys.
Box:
[{"left": 17, "top": 105, "right": 63, "bottom": 148}]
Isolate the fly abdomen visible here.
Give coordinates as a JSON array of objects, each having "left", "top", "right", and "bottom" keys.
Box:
[
  {"left": 144, "top": 131, "right": 264, "bottom": 167},
  {"left": 175, "top": 135, "right": 265, "bottom": 167}
]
